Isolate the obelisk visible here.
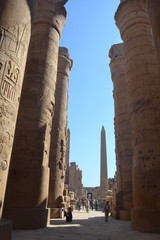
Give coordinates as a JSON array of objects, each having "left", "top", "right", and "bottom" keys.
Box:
[
  {"left": 65, "top": 128, "right": 70, "bottom": 185},
  {"left": 48, "top": 47, "right": 72, "bottom": 218},
  {"left": 3, "top": 0, "right": 67, "bottom": 229},
  {"left": 100, "top": 126, "right": 108, "bottom": 198}
]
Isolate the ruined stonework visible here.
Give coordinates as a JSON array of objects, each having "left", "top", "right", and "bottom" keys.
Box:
[
  {"left": 109, "top": 43, "right": 133, "bottom": 220},
  {"left": 65, "top": 128, "right": 70, "bottom": 185},
  {"left": 68, "top": 162, "right": 84, "bottom": 198},
  {"left": 100, "top": 126, "right": 108, "bottom": 198},
  {"left": 0, "top": 0, "right": 32, "bottom": 221},
  {"left": 115, "top": 0, "right": 160, "bottom": 233},
  {"left": 48, "top": 47, "right": 72, "bottom": 218},
  {"left": 3, "top": 0, "right": 67, "bottom": 229}
]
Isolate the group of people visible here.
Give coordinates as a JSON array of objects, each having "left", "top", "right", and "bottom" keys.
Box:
[
  {"left": 64, "top": 199, "right": 110, "bottom": 223},
  {"left": 74, "top": 198, "right": 101, "bottom": 212}
]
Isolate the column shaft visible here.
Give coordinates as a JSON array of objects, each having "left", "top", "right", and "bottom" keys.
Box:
[
  {"left": 115, "top": 0, "right": 160, "bottom": 233},
  {"left": 48, "top": 47, "right": 72, "bottom": 218},
  {"left": 109, "top": 43, "right": 133, "bottom": 220},
  {"left": 3, "top": 0, "right": 67, "bottom": 229},
  {"left": 0, "top": 0, "right": 32, "bottom": 220}
]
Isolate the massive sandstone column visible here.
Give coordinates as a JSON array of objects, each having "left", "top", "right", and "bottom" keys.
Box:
[
  {"left": 100, "top": 126, "right": 108, "bottom": 198},
  {"left": 48, "top": 47, "right": 72, "bottom": 218},
  {"left": 147, "top": 0, "right": 160, "bottom": 65},
  {"left": 115, "top": 0, "right": 160, "bottom": 233},
  {"left": 3, "top": 0, "right": 67, "bottom": 229},
  {"left": 109, "top": 43, "right": 133, "bottom": 220},
  {"left": 65, "top": 128, "right": 70, "bottom": 185},
  {"left": 0, "top": 0, "right": 35, "bottom": 235}
]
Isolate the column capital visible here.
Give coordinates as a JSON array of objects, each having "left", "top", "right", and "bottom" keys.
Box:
[
  {"left": 34, "top": 0, "right": 68, "bottom": 37},
  {"left": 115, "top": 0, "right": 149, "bottom": 38},
  {"left": 58, "top": 47, "right": 73, "bottom": 77}
]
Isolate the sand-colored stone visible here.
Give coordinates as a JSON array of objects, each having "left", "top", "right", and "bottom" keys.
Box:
[
  {"left": 3, "top": 0, "right": 67, "bottom": 230},
  {"left": 109, "top": 43, "right": 133, "bottom": 220},
  {"left": 48, "top": 47, "right": 72, "bottom": 218},
  {"left": 68, "top": 162, "right": 84, "bottom": 198},
  {"left": 115, "top": 0, "right": 160, "bottom": 233},
  {"left": 0, "top": 0, "right": 32, "bottom": 220},
  {"left": 100, "top": 126, "right": 108, "bottom": 198}
]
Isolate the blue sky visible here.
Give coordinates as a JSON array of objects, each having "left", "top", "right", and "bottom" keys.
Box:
[{"left": 60, "top": 0, "right": 122, "bottom": 187}]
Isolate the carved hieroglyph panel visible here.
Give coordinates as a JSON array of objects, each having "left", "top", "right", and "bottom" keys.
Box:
[{"left": 0, "top": 23, "right": 27, "bottom": 218}]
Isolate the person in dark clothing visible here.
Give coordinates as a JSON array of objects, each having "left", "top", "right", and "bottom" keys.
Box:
[
  {"left": 64, "top": 207, "right": 72, "bottom": 222},
  {"left": 104, "top": 201, "right": 110, "bottom": 222}
]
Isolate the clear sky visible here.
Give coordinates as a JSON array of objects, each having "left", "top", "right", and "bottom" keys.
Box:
[{"left": 60, "top": 0, "right": 122, "bottom": 187}]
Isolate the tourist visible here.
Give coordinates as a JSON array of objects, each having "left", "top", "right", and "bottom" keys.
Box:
[
  {"left": 64, "top": 207, "right": 72, "bottom": 222},
  {"left": 104, "top": 201, "right": 110, "bottom": 222},
  {"left": 90, "top": 199, "right": 93, "bottom": 210},
  {"left": 85, "top": 198, "right": 89, "bottom": 213},
  {"left": 95, "top": 199, "right": 99, "bottom": 211}
]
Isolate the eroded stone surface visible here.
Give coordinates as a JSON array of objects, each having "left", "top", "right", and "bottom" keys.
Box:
[
  {"left": 48, "top": 47, "right": 72, "bottom": 215},
  {"left": 0, "top": 0, "right": 32, "bottom": 220},
  {"left": 115, "top": 0, "right": 160, "bottom": 233},
  {"left": 3, "top": 0, "right": 67, "bottom": 229},
  {"left": 109, "top": 43, "right": 133, "bottom": 220}
]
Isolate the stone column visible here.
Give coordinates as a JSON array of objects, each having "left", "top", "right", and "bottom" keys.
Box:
[
  {"left": 100, "top": 126, "right": 108, "bottom": 198},
  {"left": 0, "top": 0, "right": 35, "bottom": 237},
  {"left": 3, "top": 0, "right": 67, "bottom": 229},
  {"left": 115, "top": 0, "right": 160, "bottom": 233},
  {"left": 148, "top": 0, "right": 160, "bottom": 65},
  {"left": 109, "top": 43, "right": 133, "bottom": 220},
  {"left": 48, "top": 47, "right": 72, "bottom": 218},
  {"left": 65, "top": 128, "right": 70, "bottom": 185}
]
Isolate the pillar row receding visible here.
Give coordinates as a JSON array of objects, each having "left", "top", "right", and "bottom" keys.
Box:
[
  {"left": 48, "top": 47, "right": 72, "bottom": 218},
  {"left": 3, "top": 0, "right": 67, "bottom": 229}
]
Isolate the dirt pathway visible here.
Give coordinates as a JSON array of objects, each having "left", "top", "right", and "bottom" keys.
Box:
[{"left": 12, "top": 209, "right": 160, "bottom": 240}]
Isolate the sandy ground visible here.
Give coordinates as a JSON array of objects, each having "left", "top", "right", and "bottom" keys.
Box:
[{"left": 12, "top": 209, "right": 160, "bottom": 240}]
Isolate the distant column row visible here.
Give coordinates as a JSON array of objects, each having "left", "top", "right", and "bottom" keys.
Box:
[{"left": 110, "top": 0, "right": 160, "bottom": 233}]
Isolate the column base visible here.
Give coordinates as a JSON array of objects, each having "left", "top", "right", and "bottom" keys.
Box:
[
  {"left": 119, "top": 209, "right": 130, "bottom": 220},
  {"left": 131, "top": 208, "right": 160, "bottom": 233},
  {"left": 50, "top": 208, "right": 64, "bottom": 218},
  {"left": 3, "top": 208, "right": 50, "bottom": 229},
  {"left": 0, "top": 219, "right": 12, "bottom": 240}
]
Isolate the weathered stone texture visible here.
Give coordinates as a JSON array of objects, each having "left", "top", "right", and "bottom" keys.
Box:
[
  {"left": 109, "top": 43, "right": 133, "bottom": 220},
  {"left": 148, "top": 0, "right": 160, "bottom": 66},
  {"left": 69, "top": 162, "right": 83, "bottom": 198},
  {"left": 48, "top": 47, "right": 72, "bottom": 217},
  {"left": 0, "top": 0, "right": 32, "bottom": 220},
  {"left": 115, "top": 0, "right": 160, "bottom": 233},
  {"left": 3, "top": 0, "right": 67, "bottom": 229},
  {"left": 100, "top": 126, "right": 108, "bottom": 198}
]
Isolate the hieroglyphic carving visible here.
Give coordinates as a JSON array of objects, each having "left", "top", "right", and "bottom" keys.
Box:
[
  {"left": 0, "top": 24, "right": 26, "bottom": 63},
  {"left": 0, "top": 60, "right": 20, "bottom": 103},
  {"left": 0, "top": 22, "right": 27, "bottom": 219}
]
